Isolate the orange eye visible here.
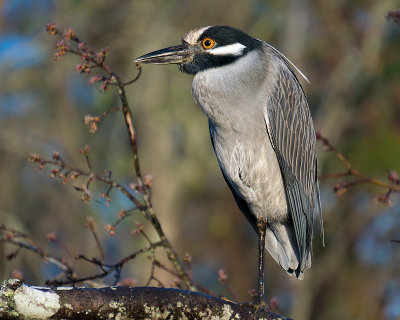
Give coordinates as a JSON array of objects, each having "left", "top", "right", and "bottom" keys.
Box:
[{"left": 202, "top": 38, "right": 216, "bottom": 49}]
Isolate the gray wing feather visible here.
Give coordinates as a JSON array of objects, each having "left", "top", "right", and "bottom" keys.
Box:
[{"left": 265, "top": 56, "right": 322, "bottom": 272}]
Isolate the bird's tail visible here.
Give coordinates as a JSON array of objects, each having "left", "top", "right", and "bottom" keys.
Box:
[{"left": 264, "top": 222, "right": 311, "bottom": 279}]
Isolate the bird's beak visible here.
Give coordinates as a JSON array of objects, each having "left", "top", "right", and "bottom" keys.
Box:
[{"left": 134, "top": 44, "right": 192, "bottom": 65}]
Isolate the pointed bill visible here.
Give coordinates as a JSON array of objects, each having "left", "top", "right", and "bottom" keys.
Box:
[{"left": 134, "top": 44, "right": 192, "bottom": 65}]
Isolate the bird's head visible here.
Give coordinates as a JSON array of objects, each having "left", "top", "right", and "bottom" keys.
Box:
[{"left": 134, "top": 26, "right": 262, "bottom": 75}]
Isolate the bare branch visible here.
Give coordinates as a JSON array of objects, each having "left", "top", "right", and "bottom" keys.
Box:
[
  {"left": 317, "top": 131, "right": 400, "bottom": 203},
  {"left": 0, "top": 280, "right": 284, "bottom": 320},
  {"left": 44, "top": 23, "right": 193, "bottom": 288},
  {"left": 85, "top": 218, "right": 105, "bottom": 263},
  {"left": 29, "top": 154, "right": 144, "bottom": 209}
]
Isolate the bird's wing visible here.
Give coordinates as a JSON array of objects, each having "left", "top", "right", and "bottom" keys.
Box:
[{"left": 264, "top": 56, "right": 322, "bottom": 271}]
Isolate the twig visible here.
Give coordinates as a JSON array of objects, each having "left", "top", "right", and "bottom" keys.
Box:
[
  {"left": 29, "top": 155, "right": 144, "bottom": 210},
  {"left": 86, "top": 218, "right": 105, "bottom": 262},
  {"left": 122, "top": 66, "right": 142, "bottom": 87},
  {"left": 38, "top": 23, "right": 195, "bottom": 289},
  {"left": 218, "top": 269, "right": 238, "bottom": 302},
  {"left": 112, "top": 208, "right": 138, "bottom": 229},
  {"left": 316, "top": 132, "right": 400, "bottom": 202},
  {"left": 47, "top": 232, "right": 73, "bottom": 260},
  {"left": 49, "top": 241, "right": 164, "bottom": 286},
  {"left": 1, "top": 226, "right": 73, "bottom": 274}
]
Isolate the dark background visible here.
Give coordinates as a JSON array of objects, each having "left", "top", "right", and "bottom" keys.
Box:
[{"left": 1, "top": 1, "right": 400, "bottom": 319}]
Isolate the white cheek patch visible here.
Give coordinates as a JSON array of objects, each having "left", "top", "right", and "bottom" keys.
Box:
[{"left": 208, "top": 43, "right": 246, "bottom": 56}]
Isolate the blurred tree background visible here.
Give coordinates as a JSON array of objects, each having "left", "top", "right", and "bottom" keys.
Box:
[{"left": 1, "top": 1, "right": 400, "bottom": 319}]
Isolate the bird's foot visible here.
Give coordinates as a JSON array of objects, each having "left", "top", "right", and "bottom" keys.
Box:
[
  {"left": 240, "top": 301, "right": 292, "bottom": 320},
  {"left": 254, "top": 300, "right": 269, "bottom": 319},
  {"left": 254, "top": 299, "right": 269, "bottom": 313},
  {"left": 239, "top": 301, "right": 268, "bottom": 320},
  {"left": 239, "top": 300, "right": 268, "bottom": 311}
]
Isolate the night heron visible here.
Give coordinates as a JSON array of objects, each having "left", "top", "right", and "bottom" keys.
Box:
[{"left": 134, "top": 26, "right": 323, "bottom": 303}]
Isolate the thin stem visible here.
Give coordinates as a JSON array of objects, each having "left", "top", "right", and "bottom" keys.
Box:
[
  {"left": 115, "top": 78, "right": 144, "bottom": 186},
  {"left": 317, "top": 133, "right": 400, "bottom": 192},
  {"left": 48, "top": 26, "right": 195, "bottom": 290},
  {"left": 122, "top": 66, "right": 142, "bottom": 87},
  {"left": 42, "top": 159, "right": 144, "bottom": 209},
  {"left": 112, "top": 72, "right": 194, "bottom": 289},
  {"left": 88, "top": 227, "right": 105, "bottom": 263},
  {"left": 3, "top": 238, "right": 72, "bottom": 273}
]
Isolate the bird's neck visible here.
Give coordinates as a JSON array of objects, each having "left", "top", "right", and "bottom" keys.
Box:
[{"left": 191, "top": 49, "right": 275, "bottom": 132}]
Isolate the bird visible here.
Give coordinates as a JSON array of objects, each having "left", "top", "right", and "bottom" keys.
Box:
[{"left": 134, "top": 26, "right": 323, "bottom": 303}]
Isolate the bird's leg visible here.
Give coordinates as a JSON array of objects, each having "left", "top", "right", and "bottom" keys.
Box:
[{"left": 257, "top": 217, "right": 267, "bottom": 305}]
